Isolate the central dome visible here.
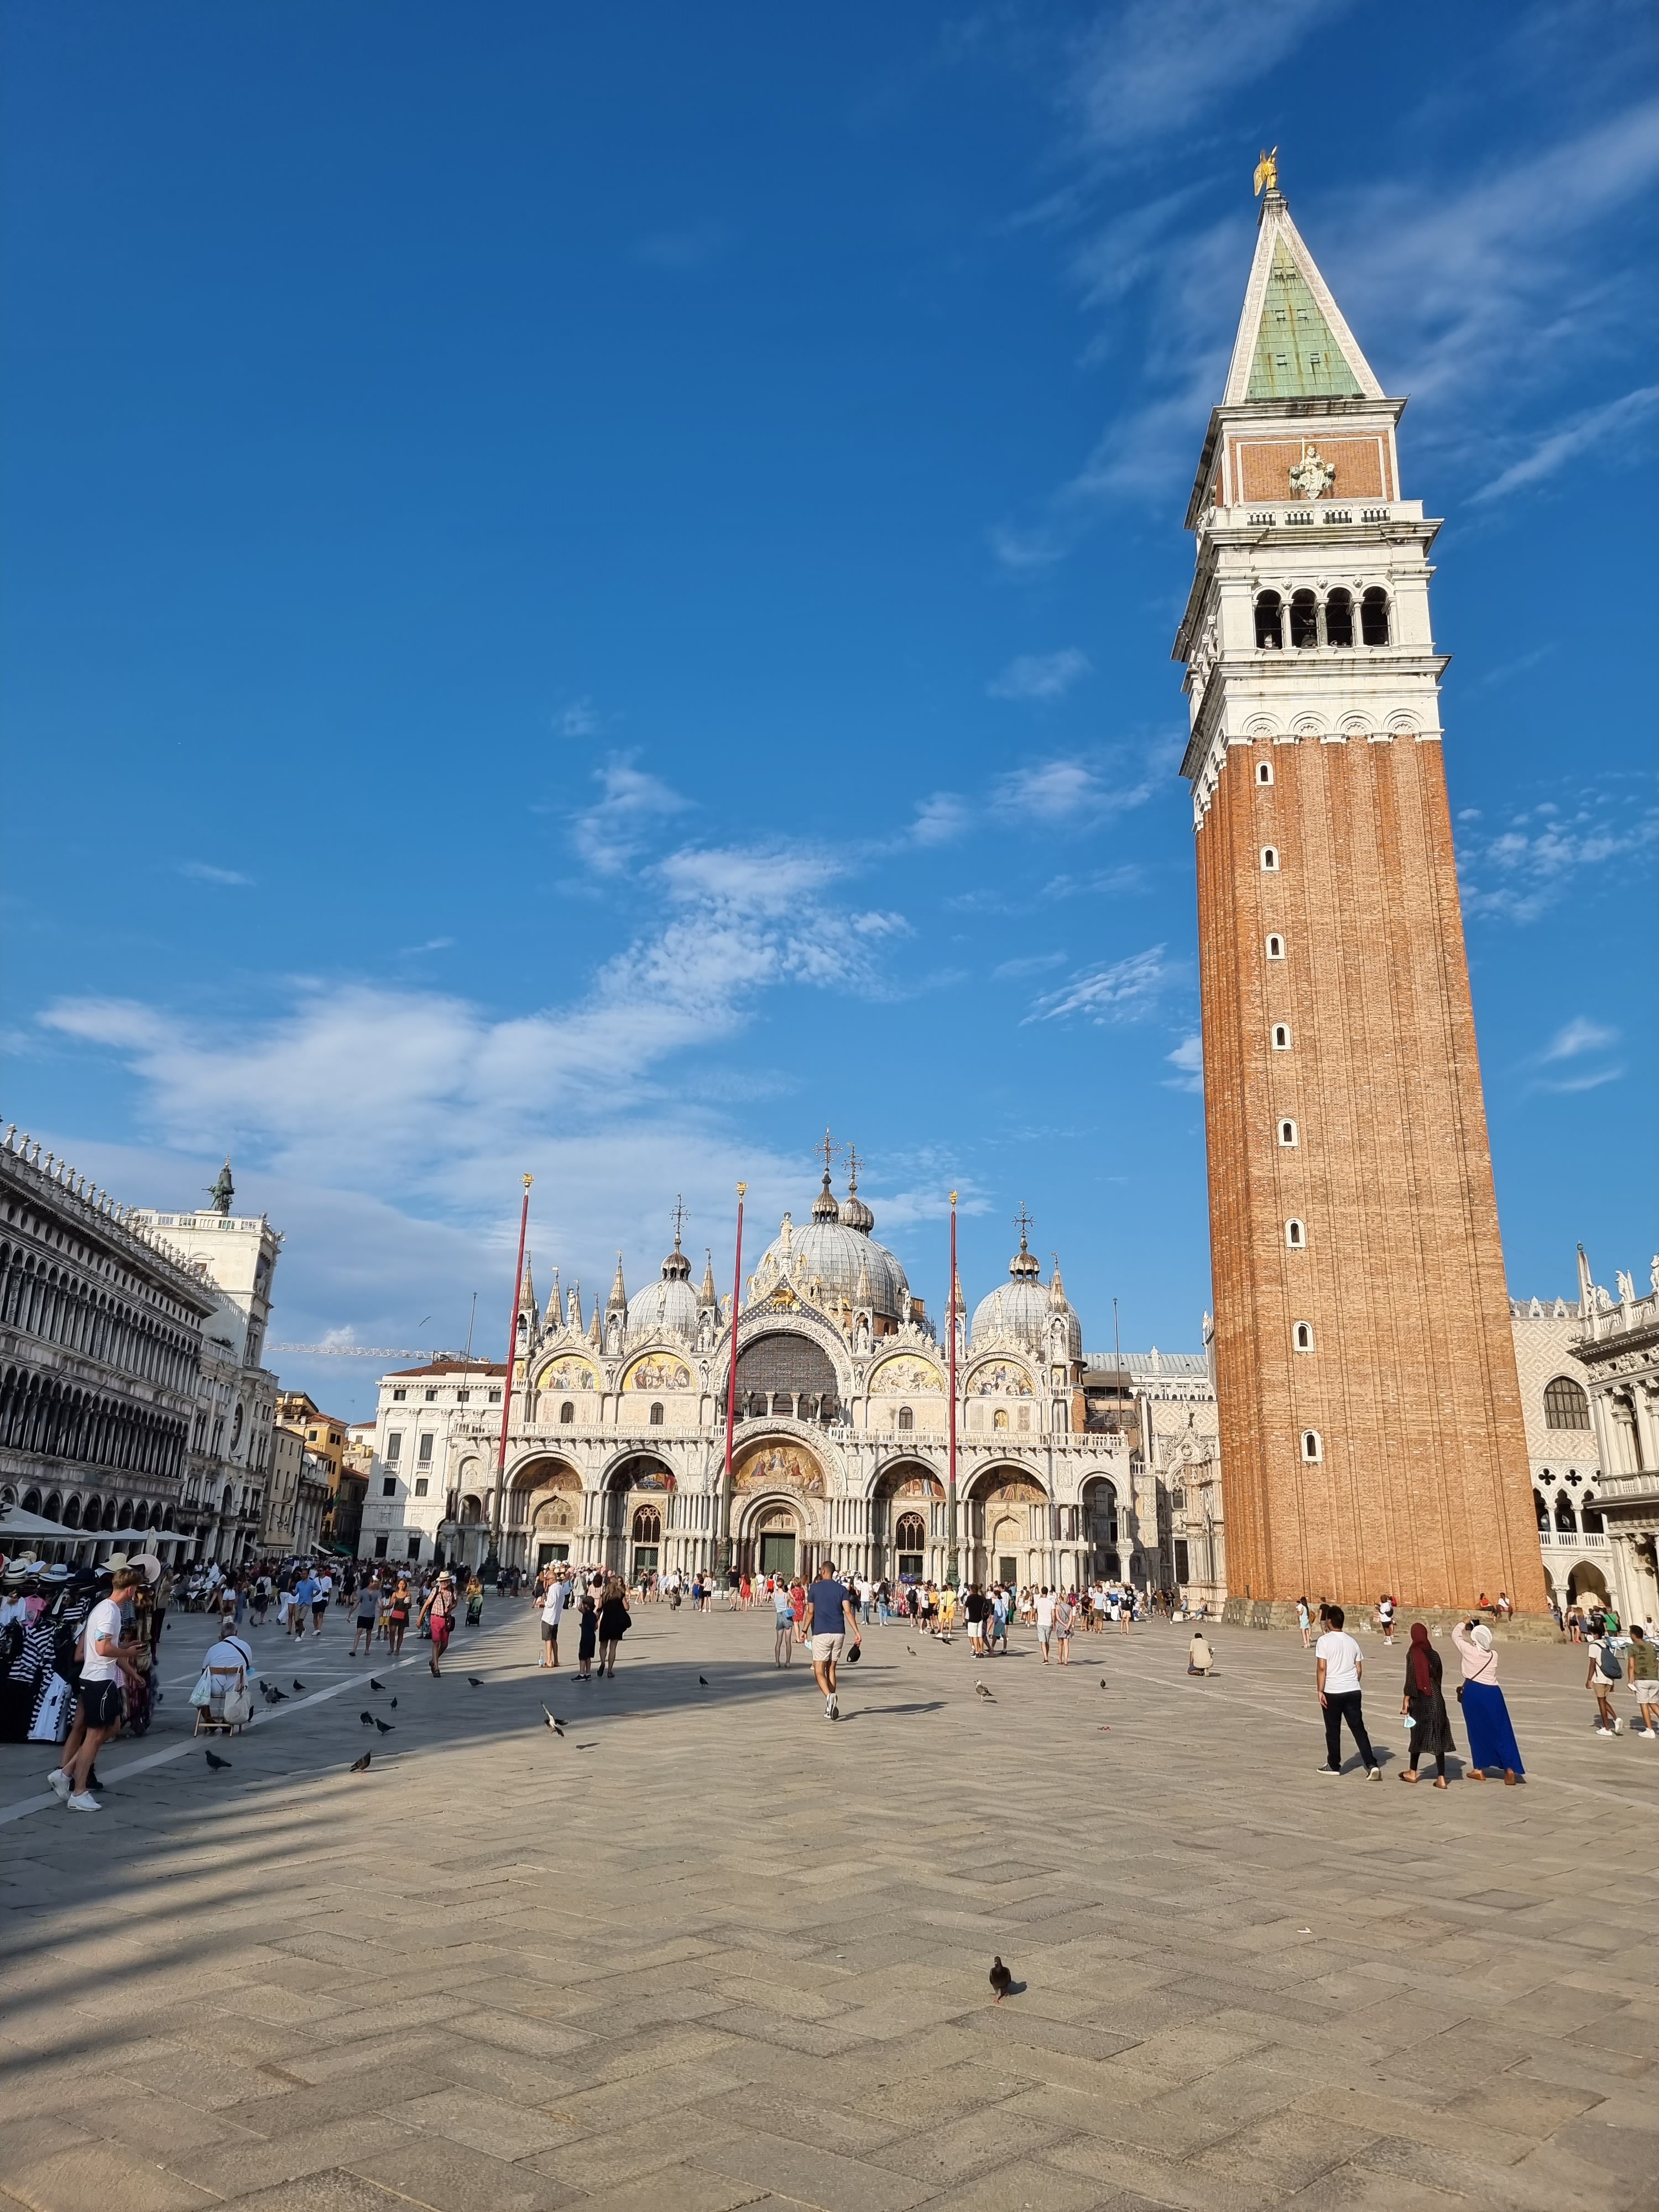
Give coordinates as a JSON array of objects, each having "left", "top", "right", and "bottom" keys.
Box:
[
  {"left": 627, "top": 1231, "right": 699, "bottom": 1338},
  {"left": 752, "top": 1173, "right": 911, "bottom": 1325}
]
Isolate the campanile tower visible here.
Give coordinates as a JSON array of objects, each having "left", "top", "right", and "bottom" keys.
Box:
[{"left": 1173, "top": 168, "right": 1542, "bottom": 1613}]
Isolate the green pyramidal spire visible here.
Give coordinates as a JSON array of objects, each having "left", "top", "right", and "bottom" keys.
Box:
[{"left": 1246, "top": 239, "right": 1363, "bottom": 401}]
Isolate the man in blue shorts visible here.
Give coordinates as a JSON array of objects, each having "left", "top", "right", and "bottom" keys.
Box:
[{"left": 806, "top": 1559, "right": 860, "bottom": 1721}]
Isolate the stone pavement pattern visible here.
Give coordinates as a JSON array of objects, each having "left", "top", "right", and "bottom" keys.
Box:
[{"left": 2, "top": 1604, "right": 1657, "bottom": 2212}]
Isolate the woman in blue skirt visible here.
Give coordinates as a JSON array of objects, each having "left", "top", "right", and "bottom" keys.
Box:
[{"left": 1452, "top": 1620, "right": 1524, "bottom": 1783}]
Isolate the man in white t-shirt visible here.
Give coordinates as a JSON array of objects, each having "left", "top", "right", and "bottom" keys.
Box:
[
  {"left": 1314, "top": 1605, "right": 1380, "bottom": 1778},
  {"left": 50, "top": 1567, "right": 142, "bottom": 1813},
  {"left": 1034, "top": 1588, "right": 1056, "bottom": 1663},
  {"left": 539, "top": 1573, "right": 568, "bottom": 1668}
]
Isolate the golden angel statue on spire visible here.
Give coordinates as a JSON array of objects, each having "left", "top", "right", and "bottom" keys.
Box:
[{"left": 1253, "top": 147, "right": 1279, "bottom": 197}]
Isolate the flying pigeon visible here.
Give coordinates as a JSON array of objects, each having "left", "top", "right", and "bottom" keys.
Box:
[
  {"left": 349, "top": 1752, "right": 371, "bottom": 1773},
  {"left": 974, "top": 1681, "right": 995, "bottom": 1701},
  {"left": 373, "top": 1718, "right": 394, "bottom": 1734},
  {"left": 989, "top": 1956, "right": 1012, "bottom": 2003},
  {"left": 292, "top": 1680, "right": 305, "bottom": 1693},
  {"left": 906, "top": 1644, "right": 917, "bottom": 1655},
  {"left": 369, "top": 1678, "right": 385, "bottom": 1692},
  {"left": 542, "top": 1706, "right": 565, "bottom": 1735},
  {"left": 204, "top": 1749, "right": 231, "bottom": 1771},
  {"left": 359, "top": 1712, "right": 374, "bottom": 1725},
  {"left": 467, "top": 1676, "right": 483, "bottom": 1687}
]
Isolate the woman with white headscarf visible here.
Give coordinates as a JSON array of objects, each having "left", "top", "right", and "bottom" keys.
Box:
[{"left": 1452, "top": 1620, "right": 1524, "bottom": 1783}]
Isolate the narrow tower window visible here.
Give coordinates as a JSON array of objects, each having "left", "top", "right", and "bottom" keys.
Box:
[
  {"left": 649, "top": 1401, "right": 665, "bottom": 1427},
  {"left": 1254, "top": 591, "right": 1284, "bottom": 649},
  {"left": 897, "top": 1405, "right": 914, "bottom": 1432},
  {"left": 1278, "top": 1119, "right": 1298, "bottom": 1145},
  {"left": 1360, "top": 587, "right": 1390, "bottom": 646},
  {"left": 1256, "top": 760, "right": 1274, "bottom": 785},
  {"left": 1272, "top": 1024, "right": 1291, "bottom": 1050},
  {"left": 1301, "top": 1429, "right": 1323, "bottom": 1463},
  {"left": 1326, "top": 588, "right": 1354, "bottom": 646},
  {"left": 559, "top": 1400, "right": 574, "bottom": 1425},
  {"left": 1294, "top": 1322, "right": 1314, "bottom": 1352},
  {"left": 1290, "top": 589, "right": 1319, "bottom": 648},
  {"left": 1266, "top": 933, "right": 1285, "bottom": 959},
  {"left": 1260, "top": 847, "right": 1279, "bottom": 872},
  {"left": 1285, "top": 1218, "right": 1305, "bottom": 1248}
]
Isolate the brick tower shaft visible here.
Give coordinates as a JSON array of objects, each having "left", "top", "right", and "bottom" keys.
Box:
[{"left": 1173, "top": 179, "right": 1543, "bottom": 1614}]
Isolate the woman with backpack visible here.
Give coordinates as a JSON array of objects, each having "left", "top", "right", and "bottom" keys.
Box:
[
  {"left": 1584, "top": 1629, "right": 1624, "bottom": 1736},
  {"left": 1452, "top": 1620, "right": 1524, "bottom": 1781}
]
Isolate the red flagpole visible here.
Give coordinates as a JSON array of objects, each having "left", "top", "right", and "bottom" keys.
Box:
[
  {"left": 719, "top": 1181, "right": 746, "bottom": 1582},
  {"left": 947, "top": 1190, "right": 959, "bottom": 1588},
  {"left": 489, "top": 1173, "right": 533, "bottom": 1571}
]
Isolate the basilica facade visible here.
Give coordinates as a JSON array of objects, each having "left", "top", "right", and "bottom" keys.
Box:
[{"left": 359, "top": 1171, "right": 1193, "bottom": 1593}]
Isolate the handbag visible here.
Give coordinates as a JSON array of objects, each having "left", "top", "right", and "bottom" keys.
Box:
[
  {"left": 189, "top": 1668, "right": 214, "bottom": 1708},
  {"left": 222, "top": 1684, "right": 254, "bottom": 1725}
]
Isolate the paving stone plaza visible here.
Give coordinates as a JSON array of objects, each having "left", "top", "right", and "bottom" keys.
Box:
[{"left": 3, "top": 1601, "right": 1657, "bottom": 2212}]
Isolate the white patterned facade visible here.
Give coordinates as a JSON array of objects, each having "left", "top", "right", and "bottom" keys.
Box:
[
  {"left": 357, "top": 1175, "right": 1210, "bottom": 1592},
  {"left": 1572, "top": 1248, "right": 1659, "bottom": 1627}
]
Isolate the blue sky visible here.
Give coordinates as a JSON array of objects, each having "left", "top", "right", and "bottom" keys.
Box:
[{"left": 4, "top": 1, "right": 1655, "bottom": 1420}]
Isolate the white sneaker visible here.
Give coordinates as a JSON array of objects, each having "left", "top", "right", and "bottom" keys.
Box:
[
  {"left": 1613, "top": 1717, "right": 1623, "bottom": 1735},
  {"left": 67, "top": 1791, "right": 101, "bottom": 1812},
  {"left": 1365, "top": 1766, "right": 1382, "bottom": 1781},
  {"left": 1595, "top": 1724, "right": 1612, "bottom": 1735},
  {"left": 46, "top": 1768, "right": 72, "bottom": 1801}
]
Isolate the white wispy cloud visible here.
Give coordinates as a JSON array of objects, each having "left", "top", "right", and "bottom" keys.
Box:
[
  {"left": 988, "top": 648, "right": 1092, "bottom": 701},
  {"left": 554, "top": 697, "right": 602, "bottom": 738},
  {"left": 570, "top": 754, "right": 693, "bottom": 875},
  {"left": 910, "top": 792, "right": 972, "bottom": 847},
  {"left": 992, "top": 951, "right": 1067, "bottom": 980},
  {"left": 1164, "top": 1033, "right": 1203, "bottom": 1093},
  {"left": 996, "top": 735, "right": 1175, "bottom": 827},
  {"left": 1473, "top": 383, "right": 1659, "bottom": 501},
  {"left": 1065, "top": 0, "right": 1344, "bottom": 156},
  {"left": 1541, "top": 1016, "right": 1619, "bottom": 1063},
  {"left": 1459, "top": 785, "right": 1659, "bottom": 922},
  {"left": 1024, "top": 945, "right": 1171, "bottom": 1026},
  {"left": 179, "top": 862, "right": 253, "bottom": 888},
  {"left": 1526, "top": 1014, "right": 1624, "bottom": 1095},
  {"left": 40, "top": 841, "right": 907, "bottom": 1210}
]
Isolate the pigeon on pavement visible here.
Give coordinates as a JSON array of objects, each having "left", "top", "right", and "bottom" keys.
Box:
[
  {"left": 698, "top": 1676, "right": 709, "bottom": 1687},
  {"left": 974, "top": 1681, "right": 995, "bottom": 1701},
  {"left": 373, "top": 1718, "right": 394, "bottom": 1734},
  {"left": 204, "top": 1749, "right": 231, "bottom": 1771},
  {"left": 359, "top": 1712, "right": 374, "bottom": 1725},
  {"left": 292, "top": 1680, "right": 305, "bottom": 1693},
  {"left": 266, "top": 1686, "right": 288, "bottom": 1702},
  {"left": 989, "top": 1957, "right": 1012, "bottom": 2002},
  {"left": 369, "top": 1678, "right": 385, "bottom": 1692},
  {"left": 467, "top": 1676, "right": 483, "bottom": 1687},
  {"left": 389, "top": 1697, "right": 397, "bottom": 1708},
  {"left": 349, "top": 1752, "right": 371, "bottom": 1773},
  {"left": 542, "top": 1707, "right": 565, "bottom": 1735}
]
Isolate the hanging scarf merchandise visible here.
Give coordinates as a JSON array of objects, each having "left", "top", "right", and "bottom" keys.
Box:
[{"left": 1408, "top": 1620, "right": 1435, "bottom": 1697}]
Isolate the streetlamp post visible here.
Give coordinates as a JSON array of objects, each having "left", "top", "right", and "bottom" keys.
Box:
[
  {"left": 486, "top": 1174, "right": 533, "bottom": 1580},
  {"left": 946, "top": 1190, "right": 959, "bottom": 1589},
  {"left": 717, "top": 1183, "right": 745, "bottom": 1582}
]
